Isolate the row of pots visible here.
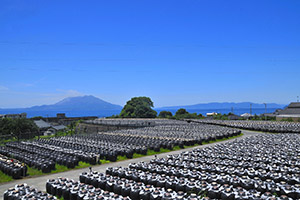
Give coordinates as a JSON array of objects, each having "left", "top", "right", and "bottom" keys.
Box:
[
  {"left": 111, "top": 123, "right": 240, "bottom": 144},
  {"left": 0, "top": 146, "right": 56, "bottom": 173},
  {"left": 146, "top": 134, "right": 300, "bottom": 176},
  {"left": 46, "top": 177, "right": 132, "bottom": 200},
  {"left": 192, "top": 119, "right": 300, "bottom": 133},
  {"left": 85, "top": 118, "right": 157, "bottom": 127},
  {"left": 79, "top": 170, "right": 189, "bottom": 200},
  {"left": 143, "top": 161, "right": 300, "bottom": 185},
  {"left": 76, "top": 133, "right": 300, "bottom": 199},
  {"left": 0, "top": 154, "right": 27, "bottom": 179},
  {"left": 1, "top": 140, "right": 100, "bottom": 171},
  {"left": 127, "top": 162, "right": 300, "bottom": 199},
  {"left": 39, "top": 134, "right": 148, "bottom": 159},
  {"left": 81, "top": 167, "right": 295, "bottom": 200},
  {"left": 1, "top": 120, "right": 241, "bottom": 177},
  {"left": 38, "top": 122, "right": 240, "bottom": 163},
  {"left": 4, "top": 183, "right": 57, "bottom": 200}
]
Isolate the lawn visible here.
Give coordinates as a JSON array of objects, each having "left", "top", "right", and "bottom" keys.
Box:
[
  {"left": 26, "top": 161, "right": 109, "bottom": 177},
  {"left": 0, "top": 171, "right": 13, "bottom": 183}
]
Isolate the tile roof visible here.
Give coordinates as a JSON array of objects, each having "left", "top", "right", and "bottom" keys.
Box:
[
  {"left": 278, "top": 102, "right": 300, "bottom": 115},
  {"left": 34, "top": 119, "right": 51, "bottom": 129}
]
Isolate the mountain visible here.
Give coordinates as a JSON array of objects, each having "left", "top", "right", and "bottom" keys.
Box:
[
  {"left": 0, "top": 98, "right": 287, "bottom": 118},
  {"left": 0, "top": 95, "right": 122, "bottom": 118},
  {"left": 158, "top": 102, "right": 286, "bottom": 110},
  {"left": 155, "top": 102, "right": 286, "bottom": 116},
  {"left": 29, "top": 95, "right": 122, "bottom": 111}
]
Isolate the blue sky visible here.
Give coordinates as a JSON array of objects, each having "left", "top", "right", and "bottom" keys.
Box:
[{"left": 0, "top": 0, "right": 299, "bottom": 108}]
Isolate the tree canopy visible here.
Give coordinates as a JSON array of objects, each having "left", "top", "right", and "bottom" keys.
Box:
[
  {"left": 158, "top": 111, "right": 173, "bottom": 118},
  {"left": 0, "top": 118, "right": 39, "bottom": 140},
  {"left": 174, "top": 108, "right": 203, "bottom": 119},
  {"left": 120, "top": 97, "right": 157, "bottom": 118}
]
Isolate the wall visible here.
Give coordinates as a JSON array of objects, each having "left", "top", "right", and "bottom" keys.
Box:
[
  {"left": 76, "top": 122, "right": 145, "bottom": 134},
  {"left": 276, "top": 116, "right": 300, "bottom": 122}
]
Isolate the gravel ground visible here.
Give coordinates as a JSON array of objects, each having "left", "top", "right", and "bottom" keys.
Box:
[{"left": 0, "top": 130, "right": 261, "bottom": 198}]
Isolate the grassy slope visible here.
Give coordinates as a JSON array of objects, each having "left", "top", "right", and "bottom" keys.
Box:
[
  {"left": 0, "top": 133, "right": 243, "bottom": 183},
  {"left": 0, "top": 172, "right": 13, "bottom": 183}
]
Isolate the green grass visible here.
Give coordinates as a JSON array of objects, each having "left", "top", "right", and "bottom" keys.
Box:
[
  {"left": 0, "top": 133, "right": 243, "bottom": 184},
  {"left": 116, "top": 133, "right": 243, "bottom": 161},
  {"left": 173, "top": 146, "right": 182, "bottom": 151},
  {"left": 202, "top": 133, "right": 244, "bottom": 144},
  {"left": 117, "top": 155, "right": 128, "bottom": 161},
  {"left": 132, "top": 153, "right": 146, "bottom": 159},
  {"left": 0, "top": 137, "right": 17, "bottom": 146},
  {"left": 0, "top": 171, "right": 13, "bottom": 183},
  {"left": 27, "top": 162, "right": 99, "bottom": 177},
  {"left": 75, "top": 161, "right": 93, "bottom": 169},
  {"left": 184, "top": 143, "right": 201, "bottom": 148},
  {"left": 27, "top": 166, "right": 44, "bottom": 176},
  {"left": 100, "top": 159, "right": 111, "bottom": 164}
]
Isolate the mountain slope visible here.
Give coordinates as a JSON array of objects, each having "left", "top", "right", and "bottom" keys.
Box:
[
  {"left": 29, "top": 95, "right": 122, "bottom": 111},
  {"left": 158, "top": 102, "right": 285, "bottom": 110},
  {"left": 0, "top": 95, "right": 122, "bottom": 117}
]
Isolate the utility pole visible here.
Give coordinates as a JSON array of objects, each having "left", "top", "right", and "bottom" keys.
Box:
[
  {"left": 250, "top": 103, "right": 252, "bottom": 116},
  {"left": 263, "top": 103, "right": 267, "bottom": 120}
]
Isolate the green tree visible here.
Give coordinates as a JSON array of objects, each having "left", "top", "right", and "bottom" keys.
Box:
[
  {"left": 174, "top": 108, "right": 199, "bottom": 119},
  {"left": 120, "top": 97, "right": 157, "bottom": 118},
  {"left": 175, "top": 108, "right": 189, "bottom": 116},
  {"left": 31, "top": 116, "right": 44, "bottom": 120},
  {"left": 158, "top": 111, "right": 173, "bottom": 118},
  {"left": 0, "top": 118, "right": 39, "bottom": 140},
  {"left": 198, "top": 113, "right": 204, "bottom": 118}
]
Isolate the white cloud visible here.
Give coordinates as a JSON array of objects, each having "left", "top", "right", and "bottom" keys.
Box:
[
  {"left": 20, "top": 77, "right": 46, "bottom": 88},
  {"left": 0, "top": 85, "right": 9, "bottom": 91},
  {"left": 58, "top": 89, "right": 83, "bottom": 97},
  {"left": 37, "top": 89, "right": 84, "bottom": 105},
  {"left": 0, "top": 88, "right": 85, "bottom": 108},
  {"left": 23, "top": 83, "right": 34, "bottom": 87}
]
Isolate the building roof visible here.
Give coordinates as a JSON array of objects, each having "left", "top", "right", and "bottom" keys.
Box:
[
  {"left": 34, "top": 119, "right": 51, "bottom": 129},
  {"left": 228, "top": 114, "right": 242, "bottom": 120},
  {"left": 51, "top": 125, "right": 67, "bottom": 130},
  {"left": 277, "top": 114, "right": 300, "bottom": 118},
  {"left": 241, "top": 113, "right": 253, "bottom": 117},
  {"left": 34, "top": 119, "right": 67, "bottom": 130},
  {"left": 263, "top": 113, "right": 277, "bottom": 117},
  {"left": 278, "top": 102, "right": 300, "bottom": 115},
  {"left": 288, "top": 102, "right": 300, "bottom": 108}
]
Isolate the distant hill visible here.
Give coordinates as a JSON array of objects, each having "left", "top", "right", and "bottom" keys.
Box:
[
  {"left": 158, "top": 102, "right": 286, "bottom": 110},
  {"left": 29, "top": 95, "right": 122, "bottom": 111},
  {"left": 0, "top": 98, "right": 287, "bottom": 118},
  {"left": 0, "top": 95, "right": 122, "bottom": 118}
]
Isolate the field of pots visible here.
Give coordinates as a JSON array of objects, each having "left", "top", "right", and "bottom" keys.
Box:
[
  {"left": 0, "top": 154, "right": 27, "bottom": 179},
  {"left": 54, "top": 134, "right": 300, "bottom": 199},
  {"left": 5, "top": 133, "right": 299, "bottom": 199},
  {"left": 0, "top": 121, "right": 240, "bottom": 180},
  {"left": 112, "top": 123, "right": 239, "bottom": 143},
  {"left": 85, "top": 118, "right": 198, "bottom": 127},
  {"left": 85, "top": 118, "right": 158, "bottom": 127},
  {"left": 4, "top": 183, "right": 57, "bottom": 200},
  {"left": 191, "top": 119, "right": 300, "bottom": 133}
]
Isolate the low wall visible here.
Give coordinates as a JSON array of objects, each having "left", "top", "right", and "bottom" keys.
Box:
[
  {"left": 76, "top": 122, "right": 145, "bottom": 134},
  {"left": 276, "top": 116, "right": 300, "bottom": 122}
]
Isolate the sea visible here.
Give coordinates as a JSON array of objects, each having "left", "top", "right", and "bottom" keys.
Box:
[
  {"left": 0, "top": 108, "right": 280, "bottom": 118},
  {"left": 155, "top": 108, "right": 280, "bottom": 117}
]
